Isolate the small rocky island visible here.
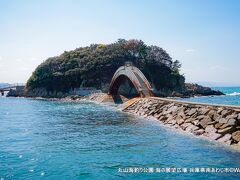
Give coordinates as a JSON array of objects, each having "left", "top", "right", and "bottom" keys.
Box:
[{"left": 24, "top": 39, "right": 223, "bottom": 98}]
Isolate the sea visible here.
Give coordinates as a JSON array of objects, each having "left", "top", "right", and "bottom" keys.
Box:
[
  {"left": 179, "top": 87, "right": 240, "bottom": 106},
  {"left": 0, "top": 87, "right": 240, "bottom": 179}
]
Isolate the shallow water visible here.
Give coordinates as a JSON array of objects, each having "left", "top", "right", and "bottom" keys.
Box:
[{"left": 0, "top": 97, "right": 240, "bottom": 179}]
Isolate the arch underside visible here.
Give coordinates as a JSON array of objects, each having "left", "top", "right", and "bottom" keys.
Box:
[
  {"left": 110, "top": 75, "right": 138, "bottom": 97},
  {"left": 108, "top": 66, "right": 154, "bottom": 98}
]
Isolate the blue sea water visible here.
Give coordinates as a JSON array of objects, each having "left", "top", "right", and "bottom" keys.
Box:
[
  {"left": 0, "top": 87, "right": 240, "bottom": 179},
  {"left": 179, "top": 87, "right": 240, "bottom": 106}
]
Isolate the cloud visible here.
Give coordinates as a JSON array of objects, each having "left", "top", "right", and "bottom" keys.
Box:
[
  {"left": 185, "top": 49, "right": 196, "bottom": 53},
  {"left": 0, "top": 56, "right": 2, "bottom": 61}
]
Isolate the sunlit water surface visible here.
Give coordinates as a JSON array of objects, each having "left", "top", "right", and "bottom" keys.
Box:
[{"left": 0, "top": 92, "right": 240, "bottom": 179}]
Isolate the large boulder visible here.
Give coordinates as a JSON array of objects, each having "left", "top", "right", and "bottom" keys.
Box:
[
  {"left": 232, "top": 131, "right": 240, "bottom": 142},
  {"left": 184, "top": 83, "right": 224, "bottom": 96}
]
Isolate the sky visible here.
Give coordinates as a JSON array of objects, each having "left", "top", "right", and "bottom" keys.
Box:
[{"left": 0, "top": 0, "right": 240, "bottom": 86}]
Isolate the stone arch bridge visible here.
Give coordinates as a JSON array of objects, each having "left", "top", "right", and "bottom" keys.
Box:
[{"left": 108, "top": 62, "right": 154, "bottom": 98}]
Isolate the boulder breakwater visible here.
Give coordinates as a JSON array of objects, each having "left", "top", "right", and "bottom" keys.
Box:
[{"left": 121, "top": 97, "right": 240, "bottom": 149}]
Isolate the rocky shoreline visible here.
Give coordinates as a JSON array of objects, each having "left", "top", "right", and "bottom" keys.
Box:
[
  {"left": 29, "top": 93, "right": 108, "bottom": 103},
  {"left": 19, "top": 82, "right": 224, "bottom": 98},
  {"left": 121, "top": 97, "right": 240, "bottom": 150}
]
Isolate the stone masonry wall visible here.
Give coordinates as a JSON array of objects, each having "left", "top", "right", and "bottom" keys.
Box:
[{"left": 123, "top": 98, "right": 240, "bottom": 148}]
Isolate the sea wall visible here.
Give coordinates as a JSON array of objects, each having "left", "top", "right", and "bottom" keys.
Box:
[
  {"left": 122, "top": 97, "right": 240, "bottom": 148},
  {"left": 6, "top": 86, "right": 25, "bottom": 97},
  {"left": 25, "top": 88, "right": 65, "bottom": 98}
]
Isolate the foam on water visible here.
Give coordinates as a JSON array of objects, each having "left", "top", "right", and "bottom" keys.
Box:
[{"left": 227, "top": 92, "right": 240, "bottom": 96}]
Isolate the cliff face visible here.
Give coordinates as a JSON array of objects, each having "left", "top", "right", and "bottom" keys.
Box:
[{"left": 25, "top": 39, "right": 223, "bottom": 98}]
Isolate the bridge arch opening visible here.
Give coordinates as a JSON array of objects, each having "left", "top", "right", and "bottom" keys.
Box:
[
  {"left": 109, "top": 74, "right": 139, "bottom": 99},
  {"left": 108, "top": 63, "right": 154, "bottom": 99}
]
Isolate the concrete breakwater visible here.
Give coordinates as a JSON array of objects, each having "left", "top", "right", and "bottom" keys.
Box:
[{"left": 121, "top": 97, "right": 240, "bottom": 148}]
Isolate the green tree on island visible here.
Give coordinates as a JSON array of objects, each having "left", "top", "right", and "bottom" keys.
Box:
[{"left": 26, "top": 39, "right": 222, "bottom": 98}]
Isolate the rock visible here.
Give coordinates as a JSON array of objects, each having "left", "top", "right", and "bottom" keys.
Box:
[
  {"left": 185, "top": 83, "right": 224, "bottom": 96},
  {"left": 178, "top": 110, "right": 186, "bottom": 119},
  {"left": 148, "top": 109, "right": 155, "bottom": 115},
  {"left": 176, "top": 107, "right": 185, "bottom": 113},
  {"left": 215, "top": 123, "right": 223, "bottom": 129},
  {"left": 205, "top": 125, "right": 217, "bottom": 133},
  {"left": 192, "top": 120, "right": 199, "bottom": 126},
  {"left": 153, "top": 113, "right": 161, "bottom": 119},
  {"left": 166, "top": 113, "right": 175, "bottom": 118},
  {"left": 167, "top": 103, "right": 175, "bottom": 108},
  {"left": 212, "top": 114, "right": 220, "bottom": 121},
  {"left": 151, "top": 103, "right": 158, "bottom": 107},
  {"left": 191, "top": 112, "right": 199, "bottom": 118},
  {"left": 159, "top": 116, "right": 167, "bottom": 121},
  {"left": 180, "top": 123, "right": 192, "bottom": 130},
  {"left": 218, "top": 118, "right": 228, "bottom": 124},
  {"left": 227, "top": 119, "right": 236, "bottom": 126},
  {"left": 226, "top": 114, "right": 238, "bottom": 119},
  {"left": 232, "top": 131, "right": 240, "bottom": 142},
  {"left": 225, "top": 140, "right": 232, "bottom": 145},
  {"left": 165, "top": 116, "right": 173, "bottom": 123},
  {"left": 208, "top": 121, "right": 216, "bottom": 125},
  {"left": 139, "top": 111, "right": 146, "bottom": 116},
  {"left": 221, "top": 110, "right": 232, "bottom": 117},
  {"left": 172, "top": 124, "right": 180, "bottom": 129},
  {"left": 187, "top": 109, "right": 197, "bottom": 116},
  {"left": 197, "top": 115, "right": 207, "bottom": 120},
  {"left": 168, "top": 119, "right": 176, "bottom": 125},
  {"left": 185, "top": 124, "right": 199, "bottom": 133},
  {"left": 208, "top": 110, "right": 217, "bottom": 119},
  {"left": 218, "top": 126, "right": 235, "bottom": 135},
  {"left": 168, "top": 105, "right": 179, "bottom": 113},
  {"left": 217, "top": 108, "right": 224, "bottom": 114},
  {"left": 176, "top": 117, "right": 185, "bottom": 125},
  {"left": 122, "top": 97, "right": 240, "bottom": 146},
  {"left": 193, "top": 129, "right": 205, "bottom": 135},
  {"left": 199, "top": 117, "right": 212, "bottom": 128},
  {"left": 217, "top": 134, "right": 232, "bottom": 143},
  {"left": 185, "top": 117, "right": 196, "bottom": 123},
  {"left": 162, "top": 109, "right": 171, "bottom": 115},
  {"left": 199, "top": 107, "right": 210, "bottom": 115},
  {"left": 143, "top": 114, "right": 148, "bottom": 118},
  {"left": 219, "top": 123, "right": 230, "bottom": 129},
  {"left": 203, "top": 132, "right": 222, "bottom": 140}
]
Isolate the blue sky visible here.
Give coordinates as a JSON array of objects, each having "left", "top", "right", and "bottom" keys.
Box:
[{"left": 0, "top": 0, "right": 240, "bottom": 86}]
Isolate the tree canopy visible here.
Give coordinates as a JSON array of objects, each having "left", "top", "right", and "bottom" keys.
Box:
[{"left": 26, "top": 39, "right": 185, "bottom": 97}]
